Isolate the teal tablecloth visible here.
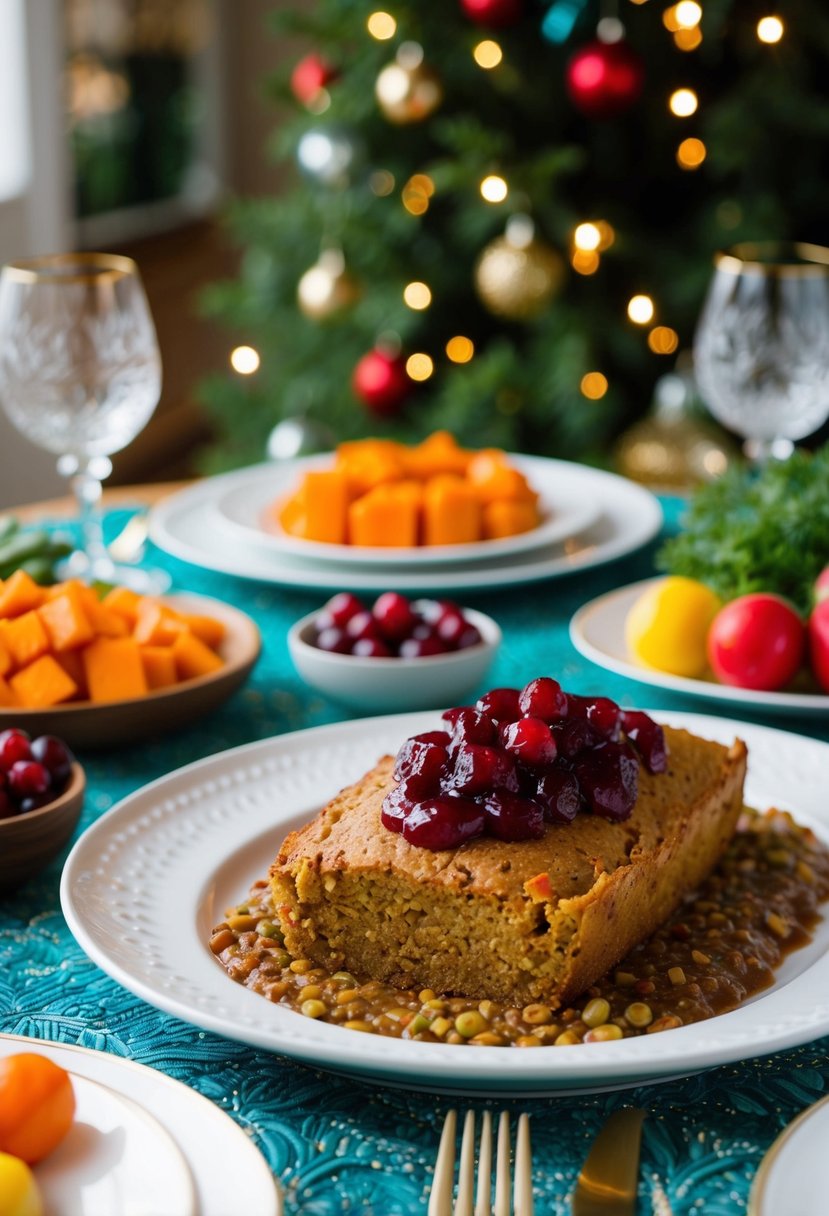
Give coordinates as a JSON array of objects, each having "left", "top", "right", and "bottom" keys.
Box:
[{"left": 2, "top": 497, "right": 828, "bottom": 1216}]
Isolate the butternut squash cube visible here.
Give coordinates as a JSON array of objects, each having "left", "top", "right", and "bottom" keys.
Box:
[
  {"left": 101, "top": 586, "right": 143, "bottom": 626},
  {"left": 2, "top": 611, "right": 50, "bottom": 669},
  {"left": 0, "top": 675, "right": 19, "bottom": 707},
  {"left": 298, "top": 470, "right": 349, "bottom": 544},
  {"left": 85, "top": 600, "right": 129, "bottom": 638},
  {"left": 467, "top": 450, "right": 537, "bottom": 503},
  {"left": 348, "top": 483, "right": 422, "bottom": 548},
  {"left": 423, "top": 476, "right": 482, "bottom": 546},
  {"left": 0, "top": 570, "right": 45, "bottom": 619},
  {"left": 171, "top": 631, "right": 224, "bottom": 680},
  {"left": 276, "top": 494, "right": 305, "bottom": 538},
  {"left": 402, "top": 431, "right": 472, "bottom": 480},
  {"left": 482, "top": 499, "right": 541, "bottom": 540},
  {"left": 133, "top": 600, "right": 186, "bottom": 646},
  {"left": 37, "top": 585, "right": 95, "bottom": 651},
  {"left": 55, "top": 649, "right": 87, "bottom": 700},
  {"left": 83, "top": 638, "right": 148, "bottom": 702},
  {"left": 181, "top": 613, "right": 225, "bottom": 649},
  {"left": 11, "top": 654, "right": 77, "bottom": 708},
  {"left": 140, "top": 645, "right": 179, "bottom": 690},
  {"left": 0, "top": 632, "right": 10, "bottom": 678}
]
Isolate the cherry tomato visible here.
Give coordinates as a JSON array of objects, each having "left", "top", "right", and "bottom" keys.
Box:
[
  {"left": 707, "top": 593, "right": 805, "bottom": 691},
  {"left": 808, "top": 599, "right": 829, "bottom": 693},
  {"left": 625, "top": 576, "right": 721, "bottom": 678},
  {"left": 0, "top": 1054, "right": 75, "bottom": 1165},
  {"left": 0, "top": 1152, "right": 43, "bottom": 1216}
]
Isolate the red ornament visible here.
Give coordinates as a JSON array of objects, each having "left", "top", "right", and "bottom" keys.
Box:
[
  {"left": 566, "top": 39, "right": 644, "bottom": 119},
  {"left": 352, "top": 349, "right": 411, "bottom": 415},
  {"left": 459, "top": 0, "right": 524, "bottom": 28},
  {"left": 290, "top": 53, "right": 338, "bottom": 108}
]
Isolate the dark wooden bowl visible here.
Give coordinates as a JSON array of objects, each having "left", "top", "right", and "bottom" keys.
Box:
[{"left": 0, "top": 763, "right": 85, "bottom": 894}]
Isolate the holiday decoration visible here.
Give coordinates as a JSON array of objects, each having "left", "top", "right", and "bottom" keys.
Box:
[
  {"left": 290, "top": 53, "right": 338, "bottom": 109},
  {"left": 460, "top": 0, "right": 524, "bottom": 27},
  {"left": 566, "top": 37, "right": 645, "bottom": 118},
  {"left": 267, "top": 416, "right": 336, "bottom": 461},
  {"left": 352, "top": 348, "right": 412, "bottom": 415},
  {"left": 297, "top": 249, "right": 361, "bottom": 320},
  {"left": 375, "top": 45, "right": 443, "bottom": 124},
  {"left": 296, "top": 125, "right": 364, "bottom": 188},
  {"left": 474, "top": 217, "right": 565, "bottom": 320}
]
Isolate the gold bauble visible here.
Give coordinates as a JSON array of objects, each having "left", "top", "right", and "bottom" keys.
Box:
[
  {"left": 375, "top": 60, "right": 443, "bottom": 124},
  {"left": 297, "top": 250, "right": 360, "bottom": 320},
  {"left": 474, "top": 233, "right": 564, "bottom": 320}
]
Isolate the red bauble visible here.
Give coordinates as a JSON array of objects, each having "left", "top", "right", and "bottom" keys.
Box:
[
  {"left": 459, "top": 0, "right": 524, "bottom": 27},
  {"left": 566, "top": 39, "right": 644, "bottom": 119},
  {"left": 352, "top": 349, "right": 411, "bottom": 415},
  {"left": 290, "top": 53, "right": 338, "bottom": 108}
]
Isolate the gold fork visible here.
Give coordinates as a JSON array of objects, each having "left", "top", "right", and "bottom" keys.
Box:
[{"left": 427, "top": 1110, "right": 533, "bottom": 1216}]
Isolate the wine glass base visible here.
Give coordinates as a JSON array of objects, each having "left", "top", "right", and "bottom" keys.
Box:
[{"left": 59, "top": 550, "right": 172, "bottom": 595}]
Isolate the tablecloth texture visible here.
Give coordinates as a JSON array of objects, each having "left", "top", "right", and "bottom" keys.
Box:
[{"left": 1, "top": 497, "right": 827, "bottom": 1216}]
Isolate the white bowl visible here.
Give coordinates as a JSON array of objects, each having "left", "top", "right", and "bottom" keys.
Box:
[{"left": 287, "top": 606, "right": 501, "bottom": 712}]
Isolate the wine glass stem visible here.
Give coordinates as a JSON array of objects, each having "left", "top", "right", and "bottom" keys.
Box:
[{"left": 70, "top": 461, "right": 108, "bottom": 569}]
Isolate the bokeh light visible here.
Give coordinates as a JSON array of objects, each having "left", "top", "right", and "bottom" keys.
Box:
[
  {"left": 757, "top": 15, "right": 784, "bottom": 42},
  {"left": 406, "top": 353, "right": 434, "bottom": 381},
  {"left": 230, "top": 345, "right": 260, "bottom": 375},
  {"left": 480, "top": 175, "right": 508, "bottom": 203},
  {"left": 403, "top": 281, "right": 432, "bottom": 309},
  {"left": 677, "top": 137, "right": 706, "bottom": 169},
  {"left": 580, "top": 372, "right": 609, "bottom": 399},
  {"left": 669, "top": 88, "right": 698, "bottom": 116},
  {"left": 367, "top": 11, "right": 397, "bottom": 39},
  {"left": 648, "top": 326, "right": 680, "bottom": 354},
  {"left": 628, "top": 294, "right": 655, "bottom": 324},
  {"left": 473, "top": 40, "right": 503, "bottom": 69}
]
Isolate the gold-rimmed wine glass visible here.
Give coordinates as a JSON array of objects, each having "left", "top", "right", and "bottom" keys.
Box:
[
  {"left": 0, "top": 252, "right": 166, "bottom": 590},
  {"left": 694, "top": 241, "right": 829, "bottom": 462}
]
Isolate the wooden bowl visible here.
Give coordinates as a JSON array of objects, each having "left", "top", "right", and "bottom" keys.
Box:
[
  {"left": 0, "top": 593, "right": 261, "bottom": 750},
  {"left": 0, "top": 763, "right": 85, "bottom": 894}
]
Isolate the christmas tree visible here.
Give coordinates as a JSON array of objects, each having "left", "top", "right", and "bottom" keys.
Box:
[{"left": 198, "top": 0, "right": 829, "bottom": 471}]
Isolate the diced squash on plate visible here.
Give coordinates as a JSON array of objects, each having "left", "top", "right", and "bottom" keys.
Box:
[
  {"left": 0, "top": 676, "right": 19, "bottom": 707},
  {"left": 171, "top": 631, "right": 224, "bottom": 680},
  {"left": 83, "top": 638, "right": 148, "bottom": 702},
  {"left": 0, "top": 633, "right": 11, "bottom": 678},
  {"left": 132, "top": 600, "right": 186, "bottom": 647},
  {"left": 181, "top": 613, "right": 225, "bottom": 649},
  {"left": 2, "top": 611, "right": 51, "bottom": 669},
  {"left": 0, "top": 570, "right": 45, "bottom": 618},
  {"left": 482, "top": 499, "right": 541, "bottom": 539},
  {"left": 101, "top": 586, "right": 142, "bottom": 626},
  {"left": 37, "top": 585, "right": 95, "bottom": 651},
  {"left": 140, "top": 646, "right": 179, "bottom": 690},
  {"left": 423, "top": 476, "right": 482, "bottom": 546},
  {"left": 55, "top": 649, "right": 87, "bottom": 699},
  {"left": 10, "top": 654, "right": 77, "bottom": 707},
  {"left": 348, "top": 482, "right": 421, "bottom": 548}
]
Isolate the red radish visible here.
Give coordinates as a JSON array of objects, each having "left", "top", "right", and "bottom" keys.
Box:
[
  {"left": 707, "top": 593, "right": 805, "bottom": 691},
  {"left": 808, "top": 599, "right": 829, "bottom": 692}
]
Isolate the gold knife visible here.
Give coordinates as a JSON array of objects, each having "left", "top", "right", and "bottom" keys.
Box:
[{"left": 570, "top": 1108, "right": 646, "bottom": 1216}]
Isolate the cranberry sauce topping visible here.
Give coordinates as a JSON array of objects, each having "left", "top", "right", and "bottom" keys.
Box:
[
  {"left": 381, "top": 681, "right": 669, "bottom": 850},
  {"left": 309, "top": 593, "right": 482, "bottom": 659}
]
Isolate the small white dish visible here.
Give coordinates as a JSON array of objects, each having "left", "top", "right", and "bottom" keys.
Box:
[
  {"left": 749, "top": 1093, "right": 829, "bottom": 1215},
  {"left": 287, "top": 606, "right": 501, "bottom": 712},
  {"left": 570, "top": 577, "right": 829, "bottom": 718}
]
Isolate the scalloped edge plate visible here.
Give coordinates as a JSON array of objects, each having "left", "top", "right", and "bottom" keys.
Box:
[
  {"left": 61, "top": 710, "right": 829, "bottom": 1096},
  {"left": 749, "top": 1093, "right": 829, "bottom": 1216}
]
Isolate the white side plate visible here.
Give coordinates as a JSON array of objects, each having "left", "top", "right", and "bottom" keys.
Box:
[{"left": 749, "top": 1094, "right": 829, "bottom": 1216}]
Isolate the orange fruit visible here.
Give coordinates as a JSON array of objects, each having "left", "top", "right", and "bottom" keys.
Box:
[{"left": 0, "top": 1053, "right": 75, "bottom": 1165}]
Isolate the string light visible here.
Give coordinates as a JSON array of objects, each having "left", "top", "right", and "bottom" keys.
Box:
[
  {"left": 370, "top": 170, "right": 395, "bottom": 196},
  {"left": 573, "top": 222, "right": 602, "bottom": 252},
  {"left": 572, "top": 250, "right": 600, "bottom": 275},
  {"left": 406, "top": 353, "right": 434, "bottom": 381},
  {"left": 677, "top": 137, "right": 706, "bottom": 169},
  {"left": 480, "top": 175, "right": 508, "bottom": 203},
  {"left": 757, "top": 15, "right": 784, "bottom": 42},
  {"left": 367, "top": 11, "right": 396, "bottom": 39},
  {"left": 669, "top": 88, "right": 698, "bottom": 117},
  {"left": 446, "top": 336, "right": 475, "bottom": 363},
  {"left": 595, "top": 221, "right": 616, "bottom": 250},
  {"left": 402, "top": 174, "right": 435, "bottom": 215},
  {"left": 674, "top": 27, "right": 703, "bottom": 49},
  {"left": 648, "top": 326, "right": 679, "bottom": 354},
  {"left": 580, "top": 372, "right": 609, "bottom": 399},
  {"left": 674, "top": 1, "right": 702, "bottom": 27},
  {"left": 663, "top": 6, "right": 682, "bottom": 31},
  {"left": 473, "top": 40, "right": 503, "bottom": 69},
  {"left": 403, "top": 281, "right": 432, "bottom": 309},
  {"left": 628, "top": 294, "right": 655, "bottom": 324},
  {"left": 230, "top": 345, "right": 260, "bottom": 374}
]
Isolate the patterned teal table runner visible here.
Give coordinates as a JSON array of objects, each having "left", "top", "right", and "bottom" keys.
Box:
[{"left": 1, "top": 498, "right": 827, "bottom": 1215}]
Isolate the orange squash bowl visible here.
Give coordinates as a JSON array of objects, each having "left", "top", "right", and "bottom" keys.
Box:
[{"left": 0, "top": 763, "right": 85, "bottom": 895}]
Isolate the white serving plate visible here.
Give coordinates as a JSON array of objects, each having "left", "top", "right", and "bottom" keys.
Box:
[
  {"left": 570, "top": 578, "right": 829, "bottom": 718},
  {"left": 61, "top": 710, "right": 829, "bottom": 1097},
  {"left": 749, "top": 1094, "right": 829, "bottom": 1216},
  {"left": 209, "top": 455, "right": 600, "bottom": 566},
  {"left": 0, "top": 1034, "right": 280, "bottom": 1216},
  {"left": 149, "top": 461, "right": 662, "bottom": 593}
]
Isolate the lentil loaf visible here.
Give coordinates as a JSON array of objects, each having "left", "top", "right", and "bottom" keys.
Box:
[{"left": 270, "top": 727, "right": 748, "bottom": 1006}]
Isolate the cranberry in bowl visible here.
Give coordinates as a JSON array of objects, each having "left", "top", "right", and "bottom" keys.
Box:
[{"left": 288, "top": 593, "right": 501, "bottom": 712}]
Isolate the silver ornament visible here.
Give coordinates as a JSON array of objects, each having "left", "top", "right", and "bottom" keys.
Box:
[
  {"left": 296, "top": 125, "right": 364, "bottom": 188},
  {"left": 266, "top": 417, "right": 336, "bottom": 461}
]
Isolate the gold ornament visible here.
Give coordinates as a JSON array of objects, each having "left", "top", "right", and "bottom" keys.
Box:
[
  {"left": 375, "top": 43, "right": 443, "bottom": 124},
  {"left": 297, "top": 249, "right": 360, "bottom": 320},
  {"left": 474, "top": 217, "right": 564, "bottom": 320}
]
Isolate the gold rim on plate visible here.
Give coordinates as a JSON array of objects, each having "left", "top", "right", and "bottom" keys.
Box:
[
  {"left": 748, "top": 1091, "right": 829, "bottom": 1215},
  {"left": 2, "top": 252, "right": 139, "bottom": 285},
  {"left": 714, "top": 241, "right": 829, "bottom": 278}
]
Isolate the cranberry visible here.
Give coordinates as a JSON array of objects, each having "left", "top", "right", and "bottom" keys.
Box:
[
  {"left": 434, "top": 608, "right": 467, "bottom": 649},
  {"left": 372, "top": 592, "right": 417, "bottom": 642},
  {"left": 413, "top": 598, "right": 459, "bottom": 625},
  {"left": 621, "top": 710, "right": 668, "bottom": 774},
  {"left": 399, "top": 636, "right": 446, "bottom": 658},
  {"left": 410, "top": 622, "right": 437, "bottom": 642},
  {"left": 443, "top": 708, "right": 497, "bottom": 748},
  {"left": 315, "top": 626, "right": 351, "bottom": 654},
  {"left": 0, "top": 729, "right": 32, "bottom": 771},
  {"left": 351, "top": 638, "right": 393, "bottom": 658},
  {"left": 567, "top": 694, "right": 621, "bottom": 740},
  {"left": 444, "top": 743, "right": 514, "bottom": 796},
  {"left": 394, "top": 737, "right": 450, "bottom": 795},
  {"left": 381, "top": 783, "right": 410, "bottom": 831},
  {"left": 553, "top": 719, "right": 603, "bottom": 759},
  {"left": 573, "top": 741, "right": 639, "bottom": 821},
  {"left": 476, "top": 687, "right": 522, "bottom": 723},
  {"left": 19, "top": 792, "right": 54, "bottom": 814},
  {"left": 416, "top": 730, "right": 453, "bottom": 747},
  {"left": 8, "top": 760, "right": 51, "bottom": 799},
  {"left": 30, "top": 736, "right": 75, "bottom": 789},
  {"left": 535, "top": 769, "right": 582, "bottom": 823},
  {"left": 323, "top": 592, "right": 363, "bottom": 628},
  {"left": 456, "top": 625, "right": 482, "bottom": 650},
  {"left": 345, "top": 611, "right": 381, "bottom": 642},
  {"left": 0, "top": 790, "right": 15, "bottom": 819},
  {"left": 482, "top": 791, "right": 545, "bottom": 841},
  {"left": 500, "top": 718, "right": 557, "bottom": 769},
  {"left": 401, "top": 797, "right": 486, "bottom": 850},
  {"left": 518, "top": 677, "right": 568, "bottom": 722}
]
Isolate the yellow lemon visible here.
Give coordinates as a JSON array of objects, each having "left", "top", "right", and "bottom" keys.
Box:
[
  {"left": 0, "top": 1153, "right": 44, "bottom": 1216},
  {"left": 625, "top": 576, "right": 721, "bottom": 678}
]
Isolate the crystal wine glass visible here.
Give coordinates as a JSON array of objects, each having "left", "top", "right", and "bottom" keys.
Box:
[
  {"left": 693, "top": 242, "right": 829, "bottom": 461},
  {"left": 0, "top": 252, "right": 164, "bottom": 589}
]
